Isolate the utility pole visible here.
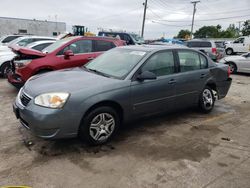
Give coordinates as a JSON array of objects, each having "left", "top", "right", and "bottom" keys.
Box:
[
  {"left": 141, "top": 0, "right": 148, "bottom": 37},
  {"left": 237, "top": 21, "right": 243, "bottom": 36},
  {"left": 190, "top": 1, "right": 200, "bottom": 39}
]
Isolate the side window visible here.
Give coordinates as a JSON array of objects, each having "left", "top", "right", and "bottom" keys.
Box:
[
  {"left": 187, "top": 42, "right": 200, "bottom": 48},
  {"left": 124, "top": 34, "right": 133, "bottom": 45},
  {"left": 57, "top": 40, "right": 93, "bottom": 55},
  {"left": 94, "top": 40, "right": 115, "bottom": 52},
  {"left": 141, "top": 51, "right": 175, "bottom": 77},
  {"left": 200, "top": 54, "right": 208, "bottom": 69},
  {"left": 200, "top": 42, "right": 212, "bottom": 47},
  {"left": 178, "top": 51, "right": 201, "bottom": 72}
]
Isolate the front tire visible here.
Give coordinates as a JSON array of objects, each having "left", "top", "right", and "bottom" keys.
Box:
[
  {"left": 227, "top": 62, "right": 237, "bottom": 74},
  {"left": 79, "top": 106, "right": 120, "bottom": 145},
  {"left": 199, "top": 87, "right": 215, "bottom": 113}
]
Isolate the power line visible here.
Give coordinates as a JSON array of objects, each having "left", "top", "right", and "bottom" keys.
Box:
[{"left": 156, "top": 13, "right": 250, "bottom": 22}]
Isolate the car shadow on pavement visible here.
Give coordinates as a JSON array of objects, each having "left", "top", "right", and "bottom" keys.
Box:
[{"left": 20, "top": 105, "right": 228, "bottom": 163}]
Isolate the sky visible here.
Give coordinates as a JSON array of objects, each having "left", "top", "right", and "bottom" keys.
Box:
[{"left": 0, "top": 0, "right": 250, "bottom": 39}]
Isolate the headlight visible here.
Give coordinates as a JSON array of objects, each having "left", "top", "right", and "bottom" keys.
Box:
[
  {"left": 15, "top": 59, "right": 32, "bottom": 68},
  {"left": 34, "top": 92, "right": 70, "bottom": 108}
]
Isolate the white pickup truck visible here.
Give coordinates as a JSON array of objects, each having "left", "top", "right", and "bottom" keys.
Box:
[{"left": 225, "top": 36, "right": 250, "bottom": 55}]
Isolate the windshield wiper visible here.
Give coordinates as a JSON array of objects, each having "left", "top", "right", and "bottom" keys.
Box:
[{"left": 86, "top": 68, "right": 111, "bottom": 78}]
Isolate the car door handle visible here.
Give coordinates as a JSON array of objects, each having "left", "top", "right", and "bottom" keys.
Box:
[
  {"left": 168, "top": 79, "right": 176, "bottom": 84},
  {"left": 87, "top": 57, "right": 94, "bottom": 60},
  {"left": 200, "top": 73, "right": 206, "bottom": 78}
]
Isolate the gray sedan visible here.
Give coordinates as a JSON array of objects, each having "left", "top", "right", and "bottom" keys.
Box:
[{"left": 13, "top": 45, "right": 232, "bottom": 145}]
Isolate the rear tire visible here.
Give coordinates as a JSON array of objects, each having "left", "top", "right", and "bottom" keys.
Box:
[
  {"left": 79, "top": 106, "right": 120, "bottom": 145},
  {"left": 199, "top": 86, "right": 215, "bottom": 113},
  {"left": 0, "top": 62, "right": 11, "bottom": 78}
]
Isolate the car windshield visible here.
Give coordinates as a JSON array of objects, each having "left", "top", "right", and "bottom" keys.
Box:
[
  {"left": 130, "top": 34, "right": 144, "bottom": 43},
  {"left": 8, "top": 37, "right": 25, "bottom": 46},
  {"left": 42, "top": 37, "right": 73, "bottom": 53},
  {"left": 84, "top": 48, "right": 148, "bottom": 79}
]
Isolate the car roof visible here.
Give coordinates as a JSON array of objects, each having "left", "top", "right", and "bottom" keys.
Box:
[
  {"left": 17, "top": 36, "right": 56, "bottom": 40},
  {"left": 118, "top": 44, "right": 188, "bottom": 52},
  {"left": 67, "top": 36, "right": 123, "bottom": 41},
  {"left": 187, "top": 39, "right": 213, "bottom": 43}
]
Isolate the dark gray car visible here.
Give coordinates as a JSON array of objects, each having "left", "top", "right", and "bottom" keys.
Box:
[{"left": 13, "top": 45, "right": 232, "bottom": 145}]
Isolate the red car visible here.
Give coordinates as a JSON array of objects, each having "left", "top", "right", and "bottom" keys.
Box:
[{"left": 8, "top": 36, "right": 125, "bottom": 88}]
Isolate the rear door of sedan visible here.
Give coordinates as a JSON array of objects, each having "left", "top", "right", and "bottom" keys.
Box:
[
  {"left": 174, "top": 50, "right": 209, "bottom": 107},
  {"left": 130, "top": 50, "right": 178, "bottom": 116}
]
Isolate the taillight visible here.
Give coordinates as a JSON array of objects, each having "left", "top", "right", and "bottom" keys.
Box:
[
  {"left": 227, "top": 65, "right": 231, "bottom": 77},
  {"left": 212, "top": 47, "right": 217, "bottom": 54}
]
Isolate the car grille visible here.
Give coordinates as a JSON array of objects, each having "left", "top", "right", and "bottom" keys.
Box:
[{"left": 20, "top": 91, "right": 31, "bottom": 107}]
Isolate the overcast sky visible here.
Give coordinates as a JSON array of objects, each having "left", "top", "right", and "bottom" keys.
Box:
[{"left": 0, "top": 0, "right": 250, "bottom": 39}]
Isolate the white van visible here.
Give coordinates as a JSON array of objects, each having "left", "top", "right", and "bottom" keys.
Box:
[{"left": 225, "top": 36, "right": 250, "bottom": 55}]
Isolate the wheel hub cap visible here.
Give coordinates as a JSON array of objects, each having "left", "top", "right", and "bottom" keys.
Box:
[
  {"left": 89, "top": 113, "right": 115, "bottom": 141},
  {"left": 203, "top": 89, "right": 213, "bottom": 109}
]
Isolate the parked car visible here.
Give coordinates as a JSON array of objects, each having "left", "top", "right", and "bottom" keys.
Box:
[
  {"left": 13, "top": 45, "right": 232, "bottom": 145},
  {"left": 0, "top": 36, "right": 56, "bottom": 53},
  {"left": 8, "top": 36, "right": 126, "bottom": 87},
  {"left": 98, "top": 31, "right": 144, "bottom": 45},
  {"left": 184, "top": 40, "right": 217, "bottom": 61},
  {"left": 0, "top": 40, "right": 55, "bottom": 77},
  {"left": 0, "top": 35, "right": 23, "bottom": 46},
  {"left": 214, "top": 41, "right": 226, "bottom": 61},
  {"left": 219, "top": 52, "right": 250, "bottom": 73},
  {"left": 25, "top": 40, "right": 55, "bottom": 51},
  {"left": 225, "top": 36, "right": 250, "bottom": 55}
]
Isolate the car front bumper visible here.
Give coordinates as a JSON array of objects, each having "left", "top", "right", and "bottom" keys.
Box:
[
  {"left": 7, "top": 72, "right": 25, "bottom": 88},
  {"left": 13, "top": 94, "right": 79, "bottom": 139}
]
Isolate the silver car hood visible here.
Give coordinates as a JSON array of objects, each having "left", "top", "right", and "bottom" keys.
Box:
[{"left": 23, "top": 67, "right": 123, "bottom": 97}]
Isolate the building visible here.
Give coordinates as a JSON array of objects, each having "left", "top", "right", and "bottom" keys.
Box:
[{"left": 0, "top": 16, "right": 66, "bottom": 37}]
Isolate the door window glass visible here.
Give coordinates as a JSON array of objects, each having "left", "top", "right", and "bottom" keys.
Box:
[
  {"left": 58, "top": 40, "right": 92, "bottom": 55},
  {"left": 200, "top": 54, "right": 208, "bottom": 69},
  {"left": 178, "top": 51, "right": 201, "bottom": 72},
  {"left": 141, "top": 51, "right": 175, "bottom": 77},
  {"left": 94, "top": 40, "right": 115, "bottom": 52}
]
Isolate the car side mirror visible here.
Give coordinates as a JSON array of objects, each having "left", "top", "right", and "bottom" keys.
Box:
[
  {"left": 137, "top": 71, "right": 157, "bottom": 81},
  {"left": 64, "top": 50, "right": 74, "bottom": 59}
]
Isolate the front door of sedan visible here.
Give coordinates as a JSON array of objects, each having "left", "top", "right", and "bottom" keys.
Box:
[
  {"left": 237, "top": 53, "right": 250, "bottom": 73},
  {"left": 55, "top": 39, "right": 97, "bottom": 69},
  {"left": 130, "top": 50, "right": 177, "bottom": 117},
  {"left": 174, "top": 50, "right": 209, "bottom": 108}
]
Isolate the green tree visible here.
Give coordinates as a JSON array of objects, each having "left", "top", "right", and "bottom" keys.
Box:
[
  {"left": 194, "top": 25, "right": 221, "bottom": 38},
  {"left": 176, "top": 29, "right": 191, "bottom": 39},
  {"left": 220, "top": 24, "right": 238, "bottom": 38},
  {"left": 241, "top": 20, "right": 250, "bottom": 36}
]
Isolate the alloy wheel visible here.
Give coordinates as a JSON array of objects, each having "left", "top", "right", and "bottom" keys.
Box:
[
  {"left": 203, "top": 89, "right": 213, "bottom": 109},
  {"left": 89, "top": 113, "right": 115, "bottom": 141}
]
